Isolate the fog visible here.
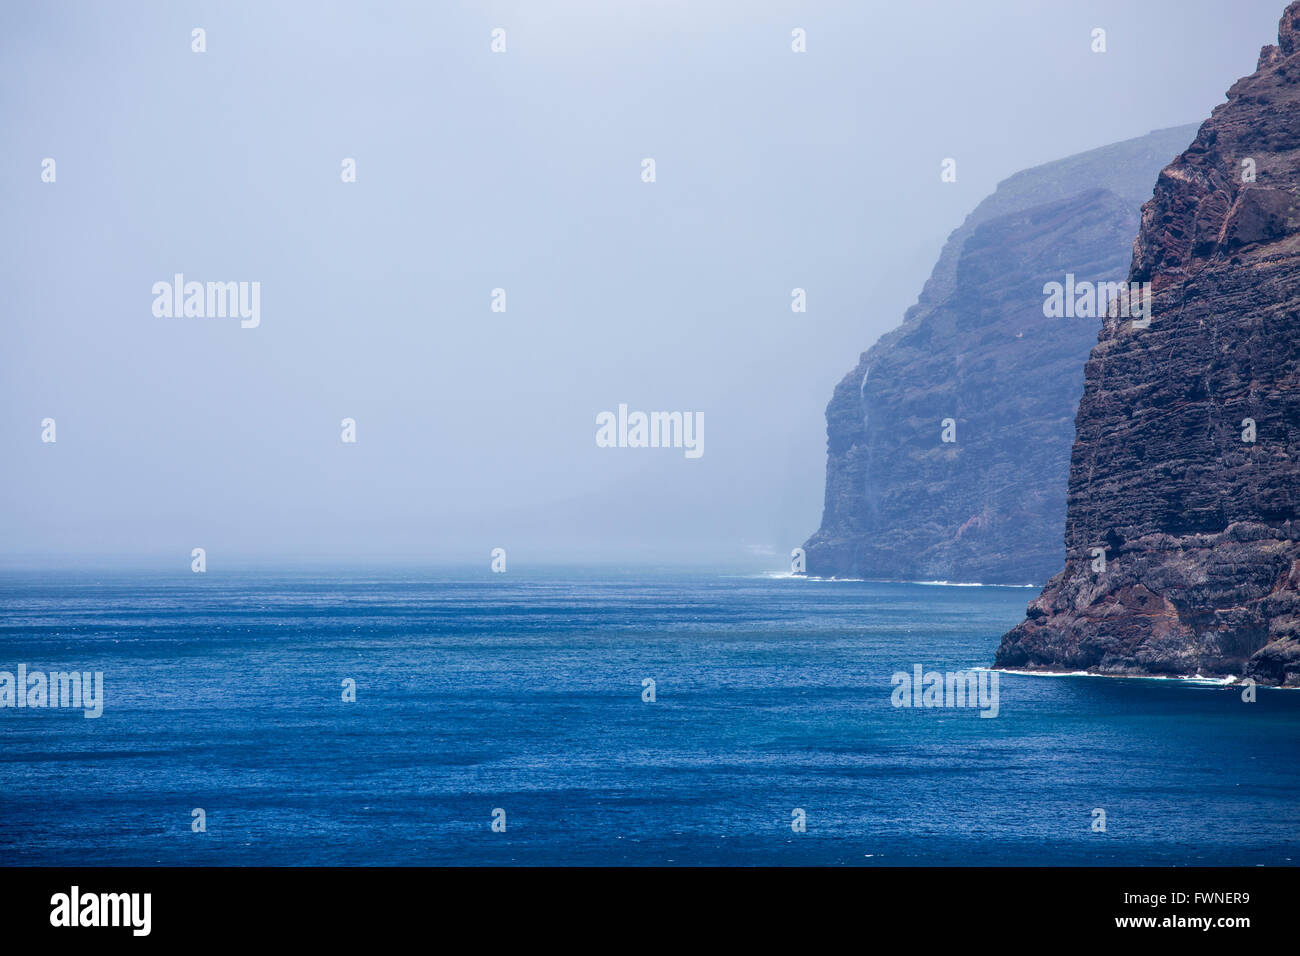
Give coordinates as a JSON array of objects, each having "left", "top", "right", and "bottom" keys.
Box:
[{"left": 0, "top": 0, "right": 1284, "bottom": 567}]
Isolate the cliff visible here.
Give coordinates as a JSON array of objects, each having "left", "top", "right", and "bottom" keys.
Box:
[
  {"left": 995, "top": 3, "right": 1300, "bottom": 686},
  {"left": 804, "top": 126, "right": 1197, "bottom": 585}
]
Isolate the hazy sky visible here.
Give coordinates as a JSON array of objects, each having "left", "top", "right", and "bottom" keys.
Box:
[{"left": 1, "top": 0, "right": 1287, "bottom": 568}]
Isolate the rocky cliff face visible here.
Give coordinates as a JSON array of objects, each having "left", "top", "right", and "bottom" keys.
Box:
[
  {"left": 995, "top": 4, "right": 1300, "bottom": 686},
  {"left": 804, "top": 127, "right": 1196, "bottom": 585}
]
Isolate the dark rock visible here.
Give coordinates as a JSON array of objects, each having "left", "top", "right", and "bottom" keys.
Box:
[
  {"left": 803, "top": 126, "right": 1196, "bottom": 585},
  {"left": 995, "top": 2, "right": 1300, "bottom": 686}
]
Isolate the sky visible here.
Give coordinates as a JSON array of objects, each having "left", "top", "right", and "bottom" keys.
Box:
[{"left": 0, "top": 0, "right": 1288, "bottom": 569}]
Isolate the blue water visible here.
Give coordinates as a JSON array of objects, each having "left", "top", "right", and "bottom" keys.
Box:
[{"left": 0, "top": 568, "right": 1296, "bottom": 866}]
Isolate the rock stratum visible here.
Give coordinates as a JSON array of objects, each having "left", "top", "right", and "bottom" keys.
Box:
[
  {"left": 995, "top": 4, "right": 1300, "bottom": 686},
  {"left": 804, "top": 125, "right": 1196, "bottom": 585}
]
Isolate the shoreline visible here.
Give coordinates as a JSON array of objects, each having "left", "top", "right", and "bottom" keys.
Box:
[
  {"left": 990, "top": 667, "right": 1299, "bottom": 689},
  {"left": 768, "top": 572, "right": 1039, "bottom": 588}
]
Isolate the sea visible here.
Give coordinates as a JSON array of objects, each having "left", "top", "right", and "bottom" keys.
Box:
[{"left": 0, "top": 567, "right": 1296, "bottom": 866}]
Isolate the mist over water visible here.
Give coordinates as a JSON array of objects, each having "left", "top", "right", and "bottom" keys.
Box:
[
  {"left": 1, "top": 0, "right": 1287, "bottom": 565},
  {"left": 4, "top": 1, "right": 1299, "bottom": 881}
]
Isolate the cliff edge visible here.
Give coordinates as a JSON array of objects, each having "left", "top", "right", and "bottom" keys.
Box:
[
  {"left": 804, "top": 126, "right": 1195, "bottom": 584},
  {"left": 995, "top": 3, "right": 1300, "bottom": 685}
]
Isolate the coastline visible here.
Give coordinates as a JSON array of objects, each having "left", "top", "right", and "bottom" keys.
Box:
[
  {"left": 771, "top": 572, "right": 1039, "bottom": 588},
  {"left": 990, "top": 667, "right": 1300, "bottom": 689}
]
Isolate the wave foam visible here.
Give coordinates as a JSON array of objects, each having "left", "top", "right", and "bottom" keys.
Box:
[{"left": 997, "top": 668, "right": 1239, "bottom": 686}]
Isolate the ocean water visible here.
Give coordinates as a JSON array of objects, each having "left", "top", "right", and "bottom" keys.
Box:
[{"left": 0, "top": 568, "right": 1296, "bottom": 866}]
